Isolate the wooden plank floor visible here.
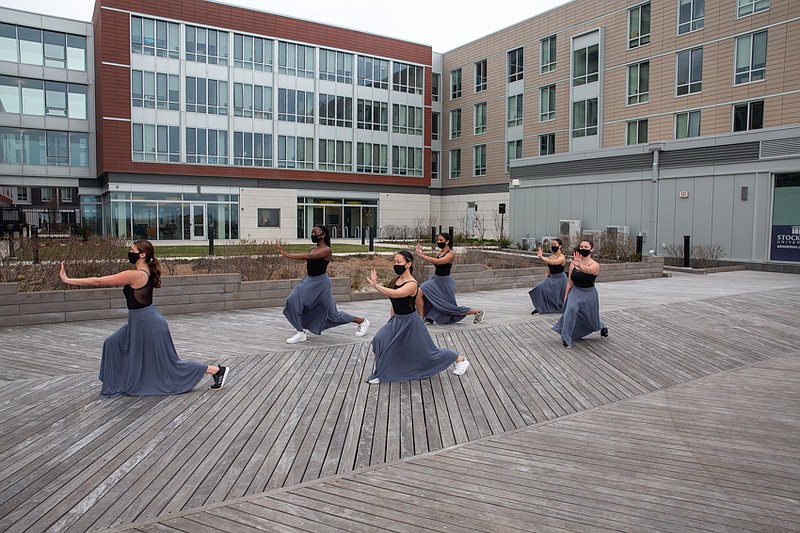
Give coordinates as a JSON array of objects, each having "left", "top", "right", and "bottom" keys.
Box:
[{"left": 0, "top": 272, "right": 798, "bottom": 532}]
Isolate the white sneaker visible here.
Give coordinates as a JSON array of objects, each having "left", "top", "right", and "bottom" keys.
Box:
[
  {"left": 473, "top": 309, "right": 485, "bottom": 324},
  {"left": 286, "top": 331, "right": 307, "bottom": 344},
  {"left": 355, "top": 318, "right": 371, "bottom": 337},
  {"left": 367, "top": 377, "right": 380, "bottom": 384},
  {"left": 453, "top": 359, "right": 470, "bottom": 375}
]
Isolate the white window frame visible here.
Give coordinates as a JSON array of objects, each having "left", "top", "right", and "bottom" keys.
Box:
[
  {"left": 539, "top": 85, "right": 555, "bottom": 121},
  {"left": 627, "top": 61, "right": 649, "bottom": 105},
  {"left": 449, "top": 148, "right": 461, "bottom": 179},
  {"left": 737, "top": 0, "right": 769, "bottom": 18},
  {"left": 734, "top": 31, "right": 767, "bottom": 85},
  {"left": 675, "top": 110, "right": 701, "bottom": 138},
  {"left": 540, "top": 36, "right": 556, "bottom": 73},
  {"left": 473, "top": 144, "right": 487, "bottom": 176},
  {"left": 678, "top": 0, "right": 704, "bottom": 35},
  {"left": 628, "top": 2, "right": 651, "bottom": 49},
  {"left": 626, "top": 119, "right": 648, "bottom": 145},
  {"left": 676, "top": 47, "right": 703, "bottom": 96}
]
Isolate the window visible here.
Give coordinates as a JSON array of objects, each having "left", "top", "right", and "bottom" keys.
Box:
[
  {"left": 677, "top": 47, "right": 703, "bottom": 95},
  {"left": 320, "top": 49, "right": 354, "bottom": 83},
  {"left": 431, "top": 151, "right": 440, "bottom": 180},
  {"left": 258, "top": 208, "right": 280, "bottom": 228},
  {"left": 277, "top": 89, "right": 314, "bottom": 123},
  {"left": 572, "top": 98, "right": 598, "bottom": 138},
  {"left": 449, "top": 149, "right": 461, "bottom": 179},
  {"left": 540, "top": 85, "right": 555, "bottom": 121},
  {"left": 539, "top": 133, "right": 555, "bottom": 155},
  {"left": 67, "top": 35, "right": 87, "bottom": 71},
  {"left": 678, "top": 0, "right": 704, "bottom": 35},
  {"left": 319, "top": 139, "right": 352, "bottom": 172},
  {"left": 186, "top": 128, "right": 228, "bottom": 164},
  {"left": 0, "top": 127, "right": 22, "bottom": 164},
  {"left": 474, "top": 103, "right": 487, "bottom": 134},
  {"left": 234, "top": 83, "right": 271, "bottom": 119},
  {"left": 675, "top": 110, "right": 701, "bottom": 138},
  {"left": 356, "top": 142, "right": 388, "bottom": 174},
  {"left": 45, "top": 82, "right": 67, "bottom": 117},
  {"left": 432, "top": 73, "right": 440, "bottom": 102},
  {"left": 432, "top": 112, "right": 440, "bottom": 140},
  {"left": 0, "top": 75, "right": 20, "bottom": 113},
  {"left": 629, "top": 3, "right": 651, "bottom": 48},
  {"left": 187, "top": 77, "right": 227, "bottom": 115},
  {"left": 186, "top": 26, "right": 229, "bottom": 65},
  {"left": 626, "top": 119, "right": 648, "bottom": 144},
  {"left": 60, "top": 188, "right": 73, "bottom": 202},
  {"left": 0, "top": 24, "right": 19, "bottom": 63},
  {"left": 68, "top": 84, "right": 88, "bottom": 119},
  {"left": 15, "top": 187, "right": 30, "bottom": 202},
  {"left": 473, "top": 145, "right": 487, "bottom": 176},
  {"left": 130, "top": 16, "right": 179, "bottom": 58},
  {"left": 737, "top": 0, "right": 769, "bottom": 17},
  {"left": 449, "top": 108, "right": 462, "bottom": 139},
  {"left": 573, "top": 44, "right": 599, "bottom": 86},
  {"left": 392, "top": 104, "right": 423, "bottom": 135},
  {"left": 507, "top": 94, "right": 523, "bottom": 127},
  {"left": 541, "top": 36, "right": 556, "bottom": 73},
  {"left": 319, "top": 94, "right": 353, "bottom": 127},
  {"left": 392, "top": 62, "right": 423, "bottom": 94},
  {"left": 278, "top": 41, "right": 314, "bottom": 77},
  {"left": 233, "top": 132, "right": 272, "bottom": 167},
  {"left": 735, "top": 31, "right": 767, "bottom": 84},
  {"left": 21, "top": 78, "right": 44, "bottom": 115},
  {"left": 233, "top": 34, "right": 272, "bottom": 71},
  {"left": 733, "top": 101, "right": 764, "bottom": 131},
  {"left": 627, "top": 62, "right": 650, "bottom": 104},
  {"left": 357, "top": 99, "right": 389, "bottom": 131},
  {"left": 357, "top": 56, "right": 389, "bottom": 89},
  {"left": 450, "top": 69, "right": 462, "bottom": 99},
  {"left": 43, "top": 31, "right": 66, "bottom": 69},
  {"left": 23, "top": 129, "right": 46, "bottom": 165},
  {"left": 508, "top": 47, "right": 524, "bottom": 82},
  {"left": 132, "top": 123, "right": 179, "bottom": 162},
  {"left": 277, "top": 135, "right": 313, "bottom": 169},
  {"left": 475, "top": 59, "right": 487, "bottom": 92},
  {"left": 69, "top": 132, "right": 89, "bottom": 167},
  {"left": 392, "top": 146, "right": 423, "bottom": 176},
  {"left": 507, "top": 139, "right": 522, "bottom": 171},
  {"left": 18, "top": 27, "right": 42, "bottom": 66},
  {"left": 41, "top": 187, "right": 53, "bottom": 201},
  {"left": 46, "top": 131, "right": 69, "bottom": 166}
]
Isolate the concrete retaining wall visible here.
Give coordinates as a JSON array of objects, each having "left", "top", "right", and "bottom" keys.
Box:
[{"left": 0, "top": 256, "right": 663, "bottom": 326}]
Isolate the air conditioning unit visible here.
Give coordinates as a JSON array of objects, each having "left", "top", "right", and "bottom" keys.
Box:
[
  {"left": 541, "top": 235, "right": 558, "bottom": 249},
  {"left": 581, "top": 230, "right": 602, "bottom": 244},
  {"left": 559, "top": 219, "right": 582, "bottom": 238},
  {"left": 606, "top": 225, "right": 630, "bottom": 239}
]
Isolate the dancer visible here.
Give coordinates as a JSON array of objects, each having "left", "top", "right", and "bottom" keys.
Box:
[
  {"left": 59, "top": 240, "right": 229, "bottom": 396},
  {"left": 552, "top": 239, "right": 609, "bottom": 348},
  {"left": 277, "top": 224, "right": 370, "bottom": 343},
  {"left": 366, "top": 250, "right": 469, "bottom": 384},
  {"left": 529, "top": 238, "right": 567, "bottom": 314},
  {"left": 415, "top": 233, "right": 485, "bottom": 324}
]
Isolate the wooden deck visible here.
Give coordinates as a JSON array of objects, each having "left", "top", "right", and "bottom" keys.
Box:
[{"left": 0, "top": 271, "right": 798, "bottom": 532}]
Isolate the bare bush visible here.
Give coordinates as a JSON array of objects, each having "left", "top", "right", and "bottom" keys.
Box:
[
  {"left": 594, "top": 233, "right": 638, "bottom": 263},
  {"left": 662, "top": 242, "right": 726, "bottom": 268}
]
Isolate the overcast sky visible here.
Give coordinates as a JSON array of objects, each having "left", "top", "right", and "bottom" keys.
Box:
[{"left": 0, "top": 0, "right": 571, "bottom": 52}]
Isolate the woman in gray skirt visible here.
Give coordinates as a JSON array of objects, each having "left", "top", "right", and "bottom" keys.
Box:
[
  {"left": 277, "top": 224, "right": 369, "bottom": 344},
  {"left": 366, "top": 250, "right": 469, "bottom": 384},
  {"left": 59, "top": 240, "right": 229, "bottom": 396},
  {"left": 552, "top": 239, "right": 609, "bottom": 348},
  {"left": 415, "top": 233, "right": 485, "bottom": 325},
  {"left": 529, "top": 238, "right": 567, "bottom": 314}
]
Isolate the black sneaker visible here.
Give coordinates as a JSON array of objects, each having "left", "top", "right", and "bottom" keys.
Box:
[
  {"left": 531, "top": 309, "right": 539, "bottom": 315},
  {"left": 210, "top": 365, "right": 229, "bottom": 390},
  {"left": 600, "top": 327, "right": 609, "bottom": 338}
]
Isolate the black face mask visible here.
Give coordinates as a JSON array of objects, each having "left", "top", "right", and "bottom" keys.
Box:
[
  {"left": 551, "top": 246, "right": 560, "bottom": 253},
  {"left": 437, "top": 242, "right": 447, "bottom": 249},
  {"left": 393, "top": 265, "right": 406, "bottom": 275},
  {"left": 311, "top": 234, "right": 319, "bottom": 243},
  {"left": 128, "top": 252, "right": 141, "bottom": 264},
  {"left": 579, "top": 249, "right": 591, "bottom": 257}
]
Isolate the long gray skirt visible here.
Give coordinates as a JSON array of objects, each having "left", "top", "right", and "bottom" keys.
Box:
[
  {"left": 419, "top": 275, "right": 471, "bottom": 324},
  {"left": 529, "top": 272, "right": 568, "bottom": 314},
  {"left": 283, "top": 273, "right": 355, "bottom": 334},
  {"left": 369, "top": 312, "right": 460, "bottom": 382},
  {"left": 99, "top": 305, "right": 207, "bottom": 397},
  {"left": 552, "top": 285, "right": 605, "bottom": 346}
]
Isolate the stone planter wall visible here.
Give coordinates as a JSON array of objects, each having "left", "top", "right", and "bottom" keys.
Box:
[{"left": 0, "top": 256, "right": 663, "bottom": 327}]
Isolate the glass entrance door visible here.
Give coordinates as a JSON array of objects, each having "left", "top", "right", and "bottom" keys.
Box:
[{"left": 191, "top": 203, "right": 206, "bottom": 240}]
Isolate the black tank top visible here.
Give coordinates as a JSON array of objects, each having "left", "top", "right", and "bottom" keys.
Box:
[
  {"left": 307, "top": 257, "right": 329, "bottom": 276},
  {"left": 571, "top": 269, "right": 597, "bottom": 288},
  {"left": 123, "top": 271, "right": 153, "bottom": 309},
  {"left": 389, "top": 281, "right": 418, "bottom": 315},
  {"left": 548, "top": 263, "right": 565, "bottom": 274},
  {"left": 434, "top": 252, "right": 453, "bottom": 276}
]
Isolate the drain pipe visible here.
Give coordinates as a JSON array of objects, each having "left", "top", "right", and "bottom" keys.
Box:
[{"left": 648, "top": 143, "right": 663, "bottom": 257}]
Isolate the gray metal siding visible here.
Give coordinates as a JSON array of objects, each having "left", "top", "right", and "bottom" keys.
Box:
[
  {"left": 660, "top": 143, "right": 760, "bottom": 169},
  {"left": 511, "top": 153, "right": 652, "bottom": 179}
]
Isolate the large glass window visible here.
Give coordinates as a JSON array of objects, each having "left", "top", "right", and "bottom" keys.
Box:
[
  {"left": 68, "top": 84, "right": 87, "bottom": 119},
  {"left": 539, "top": 133, "right": 555, "bottom": 155},
  {"left": 357, "top": 99, "right": 388, "bottom": 131},
  {"left": 233, "top": 33, "right": 272, "bottom": 71},
  {"left": 67, "top": 35, "right": 86, "bottom": 71},
  {"left": 392, "top": 146, "right": 423, "bottom": 176},
  {"left": 21, "top": 78, "right": 44, "bottom": 116},
  {"left": 18, "top": 27, "right": 42, "bottom": 66},
  {"left": 507, "top": 94, "right": 523, "bottom": 127},
  {"left": 234, "top": 83, "right": 271, "bottom": 119},
  {"left": 277, "top": 135, "right": 313, "bottom": 169},
  {"left": 626, "top": 119, "right": 648, "bottom": 144},
  {"left": 0, "top": 127, "right": 22, "bottom": 164},
  {"left": 277, "top": 88, "right": 314, "bottom": 123},
  {"left": 475, "top": 59, "right": 487, "bottom": 92},
  {"left": 0, "top": 75, "right": 20, "bottom": 114},
  {"left": 627, "top": 61, "right": 650, "bottom": 105},
  {"left": 392, "top": 104, "right": 423, "bottom": 136},
  {"left": 678, "top": 0, "right": 704, "bottom": 34},
  {"left": 45, "top": 81, "right": 67, "bottom": 117},
  {"left": 233, "top": 132, "right": 273, "bottom": 167},
  {"left": 474, "top": 102, "right": 487, "bottom": 134},
  {"left": 186, "top": 26, "right": 229, "bottom": 65},
  {"left": 186, "top": 128, "right": 228, "bottom": 165},
  {"left": 735, "top": 31, "right": 767, "bottom": 85},
  {"left": 356, "top": 142, "right": 388, "bottom": 174},
  {"left": 278, "top": 41, "right": 314, "bottom": 77},
  {"left": 737, "top": 0, "right": 769, "bottom": 17},
  {"left": 132, "top": 123, "right": 178, "bottom": 162},
  {"left": 0, "top": 23, "right": 18, "bottom": 63},
  {"left": 130, "top": 16, "right": 179, "bottom": 58},
  {"left": 541, "top": 36, "right": 556, "bottom": 73},
  {"left": 319, "top": 139, "right": 352, "bottom": 172},
  {"left": 357, "top": 56, "right": 389, "bottom": 89},
  {"left": 629, "top": 3, "right": 651, "bottom": 48},
  {"left": 473, "top": 145, "right": 487, "bottom": 176},
  {"left": 43, "top": 31, "right": 66, "bottom": 68},
  {"left": 187, "top": 77, "right": 227, "bottom": 115},
  {"left": 733, "top": 101, "right": 764, "bottom": 131},
  {"left": 572, "top": 98, "right": 598, "bottom": 138},
  {"left": 675, "top": 110, "right": 701, "bottom": 138},
  {"left": 23, "top": 129, "right": 46, "bottom": 165},
  {"left": 69, "top": 132, "right": 89, "bottom": 167},
  {"left": 449, "top": 148, "right": 461, "bottom": 179},
  {"left": 450, "top": 68, "right": 462, "bottom": 99},
  {"left": 46, "top": 130, "right": 69, "bottom": 166},
  {"left": 540, "top": 85, "right": 555, "bottom": 121},
  {"left": 320, "top": 49, "right": 354, "bottom": 83},
  {"left": 573, "top": 44, "right": 599, "bottom": 86},
  {"left": 449, "top": 108, "right": 462, "bottom": 139},
  {"left": 319, "top": 94, "right": 353, "bottom": 128},
  {"left": 677, "top": 47, "right": 703, "bottom": 95},
  {"left": 392, "top": 62, "right": 423, "bottom": 94},
  {"left": 508, "top": 47, "right": 524, "bottom": 82},
  {"left": 507, "top": 139, "right": 522, "bottom": 171}
]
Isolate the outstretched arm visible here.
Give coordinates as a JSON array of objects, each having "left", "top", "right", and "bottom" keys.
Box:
[
  {"left": 59, "top": 262, "right": 145, "bottom": 287},
  {"left": 276, "top": 243, "right": 330, "bottom": 261}
]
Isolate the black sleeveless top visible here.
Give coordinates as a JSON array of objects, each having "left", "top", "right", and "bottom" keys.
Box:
[
  {"left": 434, "top": 251, "right": 453, "bottom": 276},
  {"left": 389, "top": 281, "right": 418, "bottom": 315},
  {"left": 123, "top": 271, "right": 153, "bottom": 309},
  {"left": 307, "top": 257, "right": 329, "bottom": 276},
  {"left": 548, "top": 263, "right": 565, "bottom": 275},
  {"left": 571, "top": 268, "right": 597, "bottom": 288}
]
